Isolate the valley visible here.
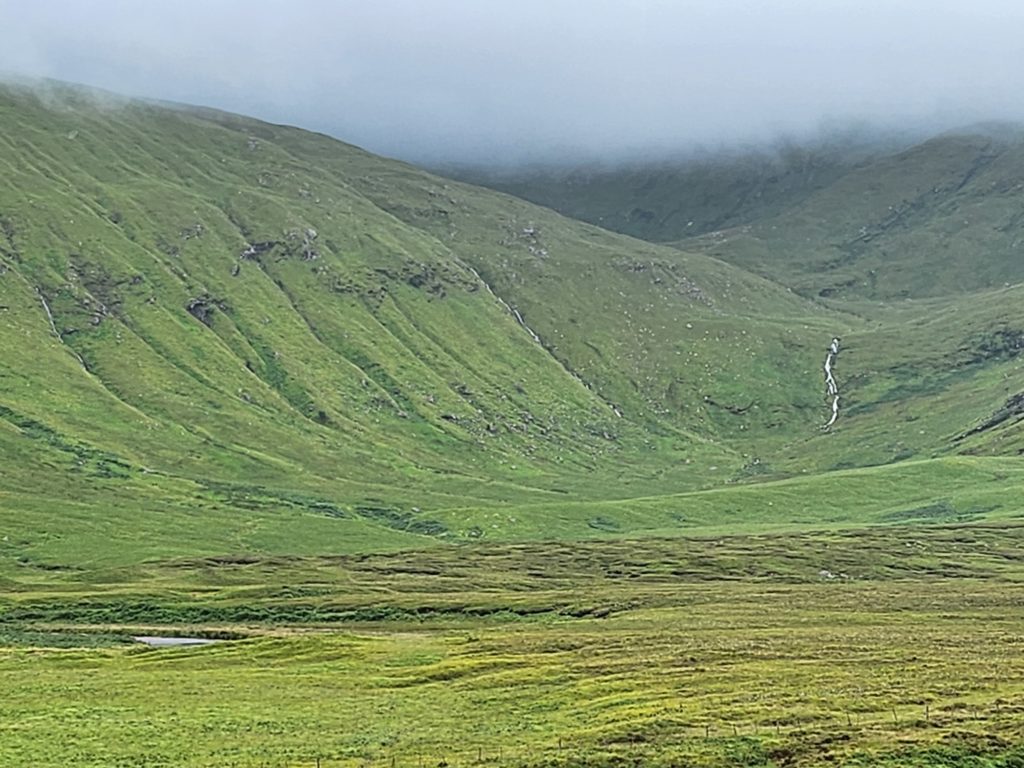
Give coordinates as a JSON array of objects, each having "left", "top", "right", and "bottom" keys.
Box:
[{"left": 1, "top": 80, "right": 1023, "bottom": 767}]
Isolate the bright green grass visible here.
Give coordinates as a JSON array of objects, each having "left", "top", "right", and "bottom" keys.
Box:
[
  {"left": 5, "top": 524, "right": 1024, "bottom": 767},
  {"left": 2, "top": 80, "right": 1024, "bottom": 571},
  {"left": 2, "top": 455, "right": 1022, "bottom": 576},
  {"left": 2, "top": 80, "right": 1024, "bottom": 768}
]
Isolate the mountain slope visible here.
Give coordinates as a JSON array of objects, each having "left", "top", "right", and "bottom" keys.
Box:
[
  {"left": 443, "top": 130, "right": 908, "bottom": 244},
  {"left": 456, "top": 125, "right": 1024, "bottom": 300},
  {"left": 679, "top": 127, "right": 1024, "bottom": 299},
  {"left": 0, "top": 81, "right": 833, "bottom": 570},
  {"left": 1, "top": 81, "right": 1023, "bottom": 575}
]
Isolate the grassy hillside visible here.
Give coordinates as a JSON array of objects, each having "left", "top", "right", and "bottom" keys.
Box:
[
  {"left": 683, "top": 127, "right": 1024, "bottom": 299},
  {"left": 444, "top": 130, "right": 908, "bottom": 244},
  {"left": 457, "top": 126, "right": 1024, "bottom": 300},
  {"left": 0, "top": 81, "right": 835, "bottom": 562},
  {"left": 0, "top": 81, "right": 1022, "bottom": 571}
]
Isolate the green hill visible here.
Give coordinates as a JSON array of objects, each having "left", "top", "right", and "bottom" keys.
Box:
[
  {"left": 0, "top": 81, "right": 816, "bottom": 571},
  {"left": 683, "top": 127, "right": 1024, "bottom": 299},
  {"left": 455, "top": 125, "right": 1024, "bottom": 300},
  {"left": 444, "top": 126, "right": 920, "bottom": 242},
  {"left": 0, "top": 80, "right": 1021, "bottom": 577}
]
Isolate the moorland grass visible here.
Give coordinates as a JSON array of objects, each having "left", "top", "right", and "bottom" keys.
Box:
[{"left": 5, "top": 524, "right": 1024, "bottom": 767}]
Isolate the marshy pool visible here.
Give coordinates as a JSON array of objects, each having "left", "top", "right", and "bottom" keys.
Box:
[{"left": 133, "top": 636, "right": 218, "bottom": 647}]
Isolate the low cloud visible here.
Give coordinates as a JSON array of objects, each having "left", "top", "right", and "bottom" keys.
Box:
[{"left": 3, "top": 1, "right": 1024, "bottom": 165}]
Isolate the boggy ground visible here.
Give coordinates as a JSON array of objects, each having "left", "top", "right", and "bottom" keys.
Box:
[{"left": 4, "top": 523, "right": 1024, "bottom": 767}]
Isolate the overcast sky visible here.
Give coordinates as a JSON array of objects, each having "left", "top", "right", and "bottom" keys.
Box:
[{"left": 2, "top": 0, "right": 1023, "bottom": 165}]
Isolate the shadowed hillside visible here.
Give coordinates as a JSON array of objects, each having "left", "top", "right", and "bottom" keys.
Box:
[
  {"left": 453, "top": 125, "right": 1024, "bottom": 300},
  {"left": 682, "top": 126, "right": 1024, "bottom": 299}
]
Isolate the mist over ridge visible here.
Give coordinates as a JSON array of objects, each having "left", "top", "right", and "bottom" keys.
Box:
[
  {"left": 5, "top": 15, "right": 1024, "bottom": 765},
  {"left": 4, "top": 1, "right": 1024, "bottom": 167}
]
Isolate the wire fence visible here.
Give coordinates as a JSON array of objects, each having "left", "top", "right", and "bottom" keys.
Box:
[{"left": 275, "top": 700, "right": 1024, "bottom": 768}]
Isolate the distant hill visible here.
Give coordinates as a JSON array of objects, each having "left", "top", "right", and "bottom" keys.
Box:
[
  {"left": 442, "top": 127, "right": 916, "bottom": 241},
  {"left": 682, "top": 127, "right": 1024, "bottom": 299},
  {"left": 452, "top": 126, "right": 1024, "bottom": 300}
]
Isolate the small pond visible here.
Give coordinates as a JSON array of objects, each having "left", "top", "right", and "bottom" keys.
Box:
[{"left": 133, "top": 636, "right": 218, "bottom": 647}]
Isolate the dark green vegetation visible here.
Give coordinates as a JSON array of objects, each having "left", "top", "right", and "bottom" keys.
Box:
[
  {"left": 446, "top": 130, "right": 901, "bottom": 245},
  {"left": 457, "top": 125, "right": 1024, "bottom": 300},
  {"left": 2, "top": 80, "right": 1024, "bottom": 766}
]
